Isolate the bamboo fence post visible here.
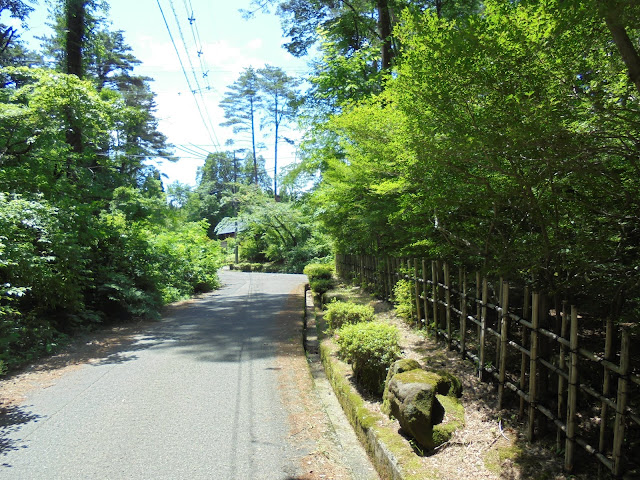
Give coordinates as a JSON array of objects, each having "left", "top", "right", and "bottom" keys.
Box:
[
  {"left": 363, "top": 255, "right": 367, "bottom": 285},
  {"left": 564, "top": 305, "right": 579, "bottom": 472},
  {"left": 422, "top": 259, "right": 429, "bottom": 331},
  {"left": 520, "top": 286, "right": 530, "bottom": 418},
  {"left": 612, "top": 328, "right": 630, "bottom": 477},
  {"left": 460, "top": 267, "right": 467, "bottom": 358},
  {"left": 432, "top": 261, "right": 439, "bottom": 339},
  {"left": 557, "top": 301, "right": 568, "bottom": 451},
  {"left": 388, "top": 256, "right": 393, "bottom": 301},
  {"left": 479, "top": 278, "right": 488, "bottom": 380},
  {"left": 375, "top": 256, "right": 381, "bottom": 297},
  {"left": 378, "top": 256, "right": 381, "bottom": 292},
  {"left": 365, "top": 255, "right": 370, "bottom": 286},
  {"left": 498, "top": 281, "right": 510, "bottom": 409},
  {"left": 414, "top": 258, "right": 422, "bottom": 327},
  {"left": 394, "top": 257, "right": 399, "bottom": 286},
  {"left": 476, "top": 272, "right": 481, "bottom": 348},
  {"left": 435, "top": 260, "right": 442, "bottom": 332},
  {"left": 372, "top": 255, "right": 377, "bottom": 293},
  {"left": 391, "top": 257, "right": 397, "bottom": 298},
  {"left": 406, "top": 259, "right": 414, "bottom": 322},
  {"left": 444, "top": 262, "right": 452, "bottom": 349},
  {"left": 598, "top": 318, "right": 614, "bottom": 457},
  {"left": 528, "top": 292, "right": 539, "bottom": 442},
  {"left": 372, "top": 255, "right": 377, "bottom": 289},
  {"left": 496, "top": 277, "right": 504, "bottom": 371}
]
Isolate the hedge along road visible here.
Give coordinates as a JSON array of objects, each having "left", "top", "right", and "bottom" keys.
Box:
[{"left": 0, "top": 270, "right": 350, "bottom": 479}]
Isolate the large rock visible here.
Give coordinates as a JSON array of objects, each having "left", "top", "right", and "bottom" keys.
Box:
[
  {"left": 386, "top": 369, "right": 445, "bottom": 450},
  {"left": 381, "top": 358, "right": 422, "bottom": 415},
  {"left": 383, "top": 359, "right": 464, "bottom": 451}
]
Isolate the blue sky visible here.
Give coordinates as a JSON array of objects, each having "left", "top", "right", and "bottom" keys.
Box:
[{"left": 8, "top": 0, "right": 310, "bottom": 187}]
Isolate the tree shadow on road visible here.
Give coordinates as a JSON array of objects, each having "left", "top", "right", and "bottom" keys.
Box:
[{"left": 0, "top": 404, "right": 42, "bottom": 462}]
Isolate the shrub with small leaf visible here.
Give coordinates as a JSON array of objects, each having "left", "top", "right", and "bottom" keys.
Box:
[
  {"left": 303, "top": 263, "right": 334, "bottom": 280},
  {"left": 325, "top": 301, "right": 374, "bottom": 331},
  {"left": 393, "top": 279, "right": 415, "bottom": 323},
  {"left": 335, "top": 321, "right": 401, "bottom": 395},
  {"left": 304, "top": 262, "right": 334, "bottom": 296}
]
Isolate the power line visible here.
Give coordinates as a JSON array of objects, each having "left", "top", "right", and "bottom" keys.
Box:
[
  {"left": 167, "top": 0, "right": 221, "bottom": 150},
  {"left": 156, "top": 0, "right": 220, "bottom": 151},
  {"left": 175, "top": 144, "right": 208, "bottom": 158}
]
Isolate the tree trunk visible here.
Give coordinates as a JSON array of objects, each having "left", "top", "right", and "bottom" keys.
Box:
[
  {"left": 65, "top": 0, "right": 85, "bottom": 156},
  {"left": 604, "top": 4, "right": 640, "bottom": 95},
  {"left": 376, "top": 0, "right": 393, "bottom": 70},
  {"left": 66, "top": 0, "right": 85, "bottom": 78},
  {"left": 250, "top": 99, "right": 258, "bottom": 185},
  {"left": 274, "top": 95, "right": 279, "bottom": 201}
]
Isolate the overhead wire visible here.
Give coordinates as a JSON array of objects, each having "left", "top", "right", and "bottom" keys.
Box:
[
  {"left": 156, "top": 0, "right": 221, "bottom": 151},
  {"left": 182, "top": 0, "right": 213, "bottom": 92},
  {"left": 179, "top": 0, "right": 224, "bottom": 148},
  {"left": 175, "top": 144, "right": 209, "bottom": 158},
  {"left": 167, "top": 0, "right": 222, "bottom": 150}
]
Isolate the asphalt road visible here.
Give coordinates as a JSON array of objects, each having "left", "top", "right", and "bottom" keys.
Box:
[{"left": 0, "top": 271, "right": 313, "bottom": 479}]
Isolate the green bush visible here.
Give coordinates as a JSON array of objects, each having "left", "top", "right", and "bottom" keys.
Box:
[
  {"left": 309, "top": 277, "right": 334, "bottom": 296},
  {"left": 393, "top": 279, "right": 415, "bottom": 323},
  {"left": 305, "top": 262, "right": 335, "bottom": 296},
  {"left": 335, "top": 322, "right": 401, "bottom": 395},
  {"left": 325, "top": 301, "right": 375, "bottom": 331},
  {"left": 303, "top": 263, "right": 334, "bottom": 280}
]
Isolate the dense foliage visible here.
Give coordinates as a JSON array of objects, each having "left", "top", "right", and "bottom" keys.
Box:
[
  {"left": 300, "top": 0, "right": 640, "bottom": 321},
  {"left": 178, "top": 150, "right": 333, "bottom": 273},
  {"left": 0, "top": 3, "right": 224, "bottom": 373}
]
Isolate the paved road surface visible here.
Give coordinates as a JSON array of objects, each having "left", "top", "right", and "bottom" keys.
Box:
[{"left": 0, "top": 271, "right": 319, "bottom": 479}]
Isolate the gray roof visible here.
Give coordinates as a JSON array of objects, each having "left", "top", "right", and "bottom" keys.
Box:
[{"left": 214, "top": 218, "right": 246, "bottom": 236}]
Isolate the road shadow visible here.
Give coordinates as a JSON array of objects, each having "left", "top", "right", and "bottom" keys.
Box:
[{"left": 0, "top": 404, "right": 42, "bottom": 463}]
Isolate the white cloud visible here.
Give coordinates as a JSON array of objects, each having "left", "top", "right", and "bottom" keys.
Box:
[{"left": 247, "top": 38, "right": 263, "bottom": 50}]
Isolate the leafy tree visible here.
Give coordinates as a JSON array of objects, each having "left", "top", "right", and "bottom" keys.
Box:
[
  {"left": 219, "top": 67, "right": 262, "bottom": 184},
  {"left": 307, "top": 0, "right": 640, "bottom": 321},
  {"left": 229, "top": 187, "right": 332, "bottom": 272},
  {"left": 257, "top": 64, "right": 300, "bottom": 198},
  {"left": 87, "top": 29, "right": 141, "bottom": 91},
  {"left": 0, "top": 0, "right": 34, "bottom": 58},
  {"left": 0, "top": 0, "right": 226, "bottom": 374}
]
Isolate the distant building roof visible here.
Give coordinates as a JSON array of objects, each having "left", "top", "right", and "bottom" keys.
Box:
[{"left": 214, "top": 218, "right": 246, "bottom": 236}]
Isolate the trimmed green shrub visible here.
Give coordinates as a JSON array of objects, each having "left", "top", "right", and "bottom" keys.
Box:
[
  {"left": 325, "top": 301, "right": 375, "bottom": 331},
  {"left": 335, "top": 322, "right": 401, "bottom": 395},
  {"left": 305, "top": 262, "right": 335, "bottom": 296},
  {"left": 309, "top": 277, "right": 334, "bottom": 296},
  {"left": 303, "top": 263, "right": 334, "bottom": 280}
]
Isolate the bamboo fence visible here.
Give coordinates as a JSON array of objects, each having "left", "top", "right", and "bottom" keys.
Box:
[{"left": 336, "top": 253, "right": 639, "bottom": 477}]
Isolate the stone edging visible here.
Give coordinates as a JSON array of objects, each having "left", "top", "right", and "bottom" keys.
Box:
[{"left": 304, "top": 286, "right": 433, "bottom": 480}]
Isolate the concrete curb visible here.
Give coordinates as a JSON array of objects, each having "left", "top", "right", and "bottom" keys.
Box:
[
  {"left": 303, "top": 289, "right": 430, "bottom": 480},
  {"left": 303, "top": 286, "right": 379, "bottom": 480}
]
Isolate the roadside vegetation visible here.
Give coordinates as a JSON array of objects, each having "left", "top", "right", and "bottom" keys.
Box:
[
  {"left": 315, "top": 279, "right": 593, "bottom": 480},
  {"left": 0, "top": 3, "right": 226, "bottom": 374}
]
